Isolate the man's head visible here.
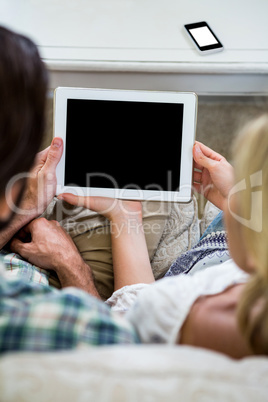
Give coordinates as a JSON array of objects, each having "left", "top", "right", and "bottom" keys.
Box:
[{"left": 0, "top": 26, "right": 48, "bottom": 227}]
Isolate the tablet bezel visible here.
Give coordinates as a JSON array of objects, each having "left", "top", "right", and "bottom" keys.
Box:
[{"left": 53, "top": 87, "right": 197, "bottom": 202}]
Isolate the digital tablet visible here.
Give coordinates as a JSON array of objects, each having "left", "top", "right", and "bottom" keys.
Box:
[{"left": 53, "top": 87, "right": 197, "bottom": 202}]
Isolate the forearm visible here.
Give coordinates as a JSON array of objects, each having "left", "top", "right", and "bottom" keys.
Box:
[
  {"left": 110, "top": 213, "right": 155, "bottom": 291},
  {"left": 56, "top": 259, "right": 101, "bottom": 299},
  {"left": 46, "top": 195, "right": 155, "bottom": 292}
]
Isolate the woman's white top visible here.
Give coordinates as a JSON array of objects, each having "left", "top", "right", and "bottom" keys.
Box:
[{"left": 105, "top": 259, "right": 249, "bottom": 344}]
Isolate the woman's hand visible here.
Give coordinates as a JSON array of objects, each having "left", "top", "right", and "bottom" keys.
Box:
[
  {"left": 193, "top": 141, "right": 234, "bottom": 210},
  {"left": 57, "top": 193, "right": 143, "bottom": 223}
]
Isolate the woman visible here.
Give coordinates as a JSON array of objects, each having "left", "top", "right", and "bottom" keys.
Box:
[{"left": 52, "top": 114, "right": 268, "bottom": 358}]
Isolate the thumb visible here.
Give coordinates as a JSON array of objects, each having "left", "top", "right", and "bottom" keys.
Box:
[
  {"left": 43, "top": 137, "right": 63, "bottom": 172},
  {"left": 193, "top": 143, "right": 215, "bottom": 170}
]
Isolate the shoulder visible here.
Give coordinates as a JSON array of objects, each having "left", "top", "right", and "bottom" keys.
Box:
[{"left": 179, "top": 283, "right": 252, "bottom": 358}]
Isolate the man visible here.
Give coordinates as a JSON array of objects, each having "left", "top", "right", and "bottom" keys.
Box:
[{"left": 0, "top": 25, "right": 138, "bottom": 353}]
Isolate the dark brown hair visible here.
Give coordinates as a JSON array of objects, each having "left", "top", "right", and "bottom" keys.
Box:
[{"left": 0, "top": 25, "right": 48, "bottom": 196}]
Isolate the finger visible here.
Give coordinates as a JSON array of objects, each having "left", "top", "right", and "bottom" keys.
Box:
[
  {"left": 29, "top": 146, "right": 50, "bottom": 174},
  {"left": 193, "top": 159, "right": 204, "bottom": 172},
  {"left": 193, "top": 144, "right": 206, "bottom": 171},
  {"left": 42, "top": 137, "right": 63, "bottom": 173},
  {"left": 193, "top": 170, "right": 202, "bottom": 184},
  {"left": 35, "top": 146, "right": 50, "bottom": 164},
  {"left": 195, "top": 141, "right": 224, "bottom": 162},
  {"left": 57, "top": 193, "right": 117, "bottom": 215},
  {"left": 57, "top": 193, "right": 88, "bottom": 207},
  {"left": 10, "top": 238, "right": 30, "bottom": 260},
  {"left": 193, "top": 143, "right": 218, "bottom": 170},
  {"left": 19, "top": 218, "right": 48, "bottom": 240},
  {"left": 57, "top": 193, "right": 100, "bottom": 210},
  {"left": 20, "top": 219, "right": 36, "bottom": 235}
]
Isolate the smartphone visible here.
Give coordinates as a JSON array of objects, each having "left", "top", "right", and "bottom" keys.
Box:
[{"left": 184, "top": 21, "right": 224, "bottom": 54}]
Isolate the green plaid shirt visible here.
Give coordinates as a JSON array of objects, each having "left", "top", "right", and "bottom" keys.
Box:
[{"left": 0, "top": 251, "right": 139, "bottom": 353}]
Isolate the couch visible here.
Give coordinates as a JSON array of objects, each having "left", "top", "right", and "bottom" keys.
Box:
[{"left": 1, "top": 345, "right": 268, "bottom": 402}]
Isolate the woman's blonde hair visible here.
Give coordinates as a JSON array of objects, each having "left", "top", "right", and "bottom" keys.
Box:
[{"left": 232, "top": 114, "right": 268, "bottom": 354}]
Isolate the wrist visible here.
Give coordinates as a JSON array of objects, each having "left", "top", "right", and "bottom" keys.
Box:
[
  {"left": 110, "top": 202, "right": 143, "bottom": 224},
  {"left": 53, "top": 253, "right": 85, "bottom": 274},
  {"left": 111, "top": 211, "right": 142, "bottom": 225},
  {"left": 18, "top": 203, "right": 42, "bottom": 222},
  {"left": 11, "top": 198, "right": 41, "bottom": 228},
  {"left": 16, "top": 209, "right": 39, "bottom": 226},
  {"left": 110, "top": 213, "right": 144, "bottom": 240},
  {"left": 54, "top": 256, "right": 100, "bottom": 298},
  {"left": 108, "top": 200, "right": 143, "bottom": 223}
]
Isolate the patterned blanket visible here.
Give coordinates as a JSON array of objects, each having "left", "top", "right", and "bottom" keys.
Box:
[{"left": 165, "top": 230, "right": 230, "bottom": 277}]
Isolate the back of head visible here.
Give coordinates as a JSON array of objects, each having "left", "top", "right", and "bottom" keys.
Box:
[
  {"left": 0, "top": 25, "right": 48, "bottom": 197},
  {"left": 232, "top": 114, "right": 268, "bottom": 355}
]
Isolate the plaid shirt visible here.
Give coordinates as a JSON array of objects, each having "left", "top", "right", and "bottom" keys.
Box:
[{"left": 0, "top": 251, "right": 139, "bottom": 353}]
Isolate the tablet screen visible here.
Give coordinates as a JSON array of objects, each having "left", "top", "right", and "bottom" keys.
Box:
[{"left": 65, "top": 99, "right": 183, "bottom": 193}]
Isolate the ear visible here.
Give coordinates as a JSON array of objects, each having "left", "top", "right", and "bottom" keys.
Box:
[{"left": 0, "top": 181, "right": 24, "bottom": 220}]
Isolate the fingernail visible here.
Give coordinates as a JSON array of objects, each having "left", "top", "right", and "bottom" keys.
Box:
[
  {"left": 53, "top": 138, "right": 62, "bottom": 148},
  {"left": 57, "top": 194, "right": 65, "bottom": 200}
]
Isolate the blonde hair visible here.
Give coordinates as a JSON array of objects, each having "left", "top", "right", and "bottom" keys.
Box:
[{"left": 232, "top": 114, "right": 268, "bottom": 354}]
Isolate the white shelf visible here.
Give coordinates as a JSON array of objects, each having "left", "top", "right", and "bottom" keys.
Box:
[{"left": 1, "top": 0, "right": 268, "bottom": 95}]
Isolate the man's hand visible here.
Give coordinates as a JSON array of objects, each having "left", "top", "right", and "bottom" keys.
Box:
[
  {"left": 0, "top": 138, "right": 63, "bottom": 249},
  {"left": 10, "top": 218, "right": 100, "bottom": 298},
  {"left": 193, "top": 141, "right": 234, "bottom": 210},
  {"left": 17, "top": 137, "right": 63, "bottom": 220},
  {"left": 11, "top": 218, "right": 80, "bottom": 271}
]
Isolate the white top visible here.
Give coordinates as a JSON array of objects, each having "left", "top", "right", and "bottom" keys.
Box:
[{"left": 106, "top": 259, "right": 249, "bottom": 344}]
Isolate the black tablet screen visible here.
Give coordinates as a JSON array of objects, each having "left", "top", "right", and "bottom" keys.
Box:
[{"left": 65, "top": 99, "right": 183, "bottom": 192}]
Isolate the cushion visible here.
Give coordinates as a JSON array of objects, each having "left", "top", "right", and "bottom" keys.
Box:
[{"left": 1, "top": 345, "right": 267, "bottom": 401}]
